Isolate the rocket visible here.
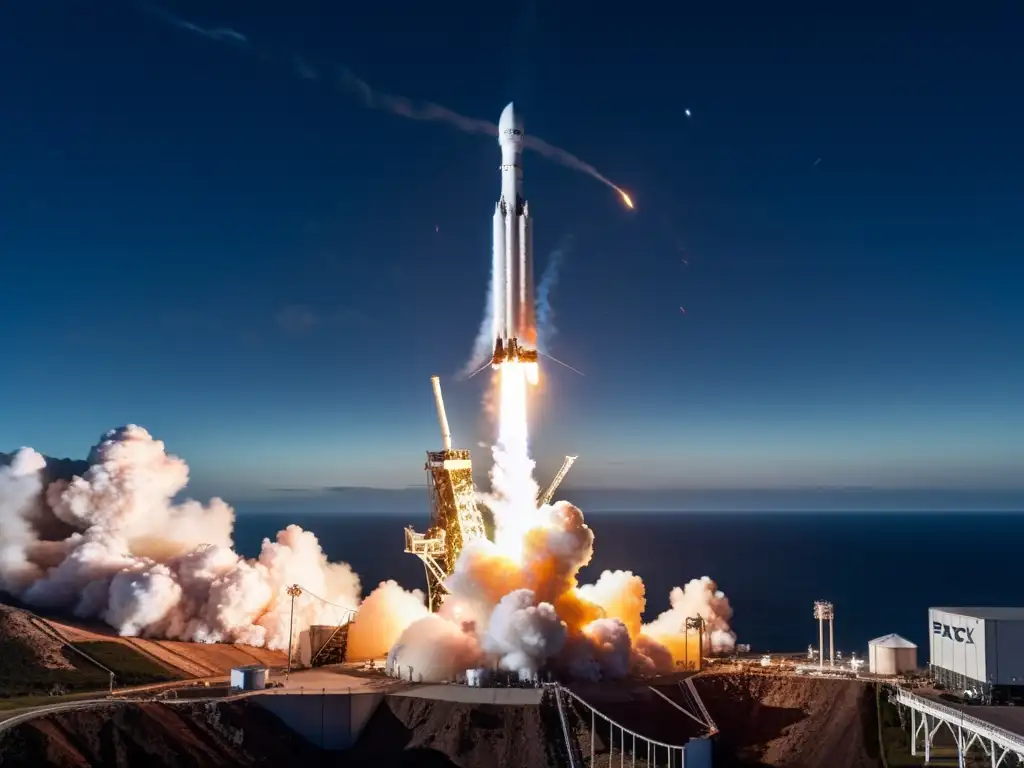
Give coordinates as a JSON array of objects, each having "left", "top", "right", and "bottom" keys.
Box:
[{"left": 491, "top": 102, "right": 538, "bottom": 369}]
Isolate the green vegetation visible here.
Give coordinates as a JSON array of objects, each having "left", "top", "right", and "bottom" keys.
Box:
[
  {"left": 0, "top": 690, "right": 105, "bottom": 712},
  {"left": 76, "top": 642, "right": 180, "bottom": 686},
  {"left": 0, "top": 640, "right": 178, "bottom": 698},
  {"left": 876, "top": 687, "right": 926, "bottom": 767}
]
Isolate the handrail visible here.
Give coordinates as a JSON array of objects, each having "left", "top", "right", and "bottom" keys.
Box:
[
  {"left": 895, "top": 687, "right": 1024, "bottom": 751},
  {"left": 647, "top": 685, "right": 706, "bottom": 728},
  {"left": 685, "top": 676, "right": 717, "bottom": 733},
  {"left": 558, "top": 686, "right": 692, "bottom": 751},
  {"left": 553, "top": 686, "right": 578, "bottom": 768}
]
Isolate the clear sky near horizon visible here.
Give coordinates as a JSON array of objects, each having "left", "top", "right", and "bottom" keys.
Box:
[{"left": 1, "top": 1, "right": 1021, "bottom": 504}]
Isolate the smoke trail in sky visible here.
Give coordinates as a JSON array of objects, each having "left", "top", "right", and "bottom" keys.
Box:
[
  {"left": 536, "top": 235, "right": 573, "bottom": 354},
  {"left": 139, "top": 5, "right": 629, "bottom": 203},
  {"left": 338, "top": 68, "right": 498, "bottom": 138},
  {"left": 461, "top": 273, "right": 498, "bottom": 379},
  {"left": 138, "top": 3, "right": 248, "bottom": 44},
  {"left": 337, "top": 67, "right": 629, "bottom": 202}
]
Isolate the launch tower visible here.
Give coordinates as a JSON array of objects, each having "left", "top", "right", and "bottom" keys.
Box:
[{"left": 405, "top": 376, "right": 487, "bottom": 611}]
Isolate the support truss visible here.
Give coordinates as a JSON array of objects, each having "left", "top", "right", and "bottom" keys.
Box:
[{"left": 896, "top": 687, "right": 1024, "bottom": 767}]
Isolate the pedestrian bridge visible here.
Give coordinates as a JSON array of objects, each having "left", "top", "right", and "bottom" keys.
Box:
[{"left": 893, "top": 686, "right": 1024, "bottom": 767}]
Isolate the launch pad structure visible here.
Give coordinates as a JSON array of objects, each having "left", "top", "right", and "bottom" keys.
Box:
[
  {"left": 405, "top": 377, "right": 486, "bottom": 612},
  {"left": 405, "top": 376, "right": 577, "bottom": 612}
]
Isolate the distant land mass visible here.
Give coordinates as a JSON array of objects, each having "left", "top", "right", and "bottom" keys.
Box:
[
  {"left": 4, "top": 450, "right": 1021, "bottom": 514},
  {"left": 234, "top": 486, "right": 1024, "bottom": 514}
]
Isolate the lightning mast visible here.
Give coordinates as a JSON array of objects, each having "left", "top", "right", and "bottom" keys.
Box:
[
  {"left": 405, "top": 376, "right": 487, "bottom": 611},
  {"left": 538, "top": 455, "right": 578, "bottom": 506}
]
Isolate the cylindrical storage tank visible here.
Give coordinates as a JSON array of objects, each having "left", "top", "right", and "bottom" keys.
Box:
[
  {"left": 868, "top": 634, "right": 918, "bottom": 675},
  {"left": 230, "top": 665, "right": 267, "bottom": 690}
]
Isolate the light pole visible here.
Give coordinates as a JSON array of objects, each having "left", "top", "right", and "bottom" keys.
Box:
[
  {"left": 813, "top": 601, "right": 834, "bottom": 669},
  {"left": 686, "top": 615, "right": 706, "bottom": 672},
  {"left": 286, "top": 584, "right": 303, "bottom": 679}
]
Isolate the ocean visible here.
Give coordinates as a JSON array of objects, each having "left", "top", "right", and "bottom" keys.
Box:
[{"left": 231, "top": 511, "right": 1024, "bottom": 657}]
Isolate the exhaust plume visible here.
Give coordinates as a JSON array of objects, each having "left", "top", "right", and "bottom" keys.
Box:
[
  {"left": 535, "top": 234, "right": 573, "bottom": 354},
  {"left": 346, "top": 580, "right": 429, "bottom": 661},
  {"left": 0, "top": 426, "right": 361, "bottom": 650},
  {"left": 461, "top": 235, "right": 572, "bottom": 377},
  {"left": 388, "top": 363, "right": 737, "bottom": 683}
]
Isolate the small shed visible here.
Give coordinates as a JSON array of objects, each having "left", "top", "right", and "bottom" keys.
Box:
[
  {"left": 230, "top": 665, "right": 267, "bottom": 691},
  {"left": 868, "top": 634, "right": 917, "bottom": 675}
]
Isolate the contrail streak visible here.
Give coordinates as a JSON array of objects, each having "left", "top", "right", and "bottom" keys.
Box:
[
  {"left": 139, "top": 4, "right": 631, "bottom": 206},
  {"left": 337, "top": 67, "right": 630, "bottom": 203},
  {"left": 139, "top": 3, "right": 248, "bottom": 44},
  {"left": 338, "top": 68, "right": 497, "bottom": 138}
]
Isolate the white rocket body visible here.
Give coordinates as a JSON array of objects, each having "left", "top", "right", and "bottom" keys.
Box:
[{"left": 491, "top": 102, "right": 537, "bottom": 367}]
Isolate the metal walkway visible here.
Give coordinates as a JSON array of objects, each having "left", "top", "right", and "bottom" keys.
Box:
[
  {"left": 894, "top": 687, "right": 1024, "bottom": 767},
  {"left": 556, "top": 684, "right": 714, "bottom": 767}
]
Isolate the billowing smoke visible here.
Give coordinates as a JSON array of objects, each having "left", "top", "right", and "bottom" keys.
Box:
[
  {"left": 388, "top": 614, "right": 482, "bottom": 683},
  {"left": 0, "top": 417, "right": 735, "bottom": 682},
  {"left": 0, "top": 426, "right": 360, "bottom": 650},
  {"left": 387, "top": 364, "right": 737, "bottom": 683},
  {"left": 643, "top": 576, "right": 737, "bottom": 659},
  {"left": 346, "top": 580, "right": 429, "bottom": 661}
]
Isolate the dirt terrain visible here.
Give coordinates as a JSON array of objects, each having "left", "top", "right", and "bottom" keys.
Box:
[
  {"left": 692, "top": 671, "right": 883, "bottom": 767},
  {"left": 346, "top": 695, "right": 565, "bottom": 767},
  {"left": 0, "top": 605, "right": 76, "bottom": 676},
  {"left": 0, "top": 605, "right": 177, "bottom": 696},
  {"left": 0, "top": 700, "right": 323, "bottom": 767},
  {"left": 0, "top": 602, "right": 288, "bottom": 699},
  {"left": 41, "top": 612, "right": 287, "bottom": 678}
]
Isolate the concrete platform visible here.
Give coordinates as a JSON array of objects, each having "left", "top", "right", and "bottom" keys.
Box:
[{"left": 390, "top": 685, "right": 543, "bottom": 704}]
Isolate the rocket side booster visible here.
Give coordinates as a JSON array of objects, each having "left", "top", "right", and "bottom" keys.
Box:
[{"left": 491, "top": 101, "right": 537, "bottom": 369}]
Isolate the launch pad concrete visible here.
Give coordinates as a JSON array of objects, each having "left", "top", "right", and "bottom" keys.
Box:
[{"left": 391, "top": 685, "right": 544, "bottom": 705}]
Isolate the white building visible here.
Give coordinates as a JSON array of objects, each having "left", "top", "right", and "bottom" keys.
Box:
[
  {"left": 868, "top": 634, "right": 917, "bottom": 675},
  {"left": 929, "top": 607, "right": 1024, "bottom": 702}
]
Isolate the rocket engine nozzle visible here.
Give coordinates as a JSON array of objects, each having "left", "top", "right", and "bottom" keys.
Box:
[{"left": 491, "top": 336, "right": 537, "bottom": 368}]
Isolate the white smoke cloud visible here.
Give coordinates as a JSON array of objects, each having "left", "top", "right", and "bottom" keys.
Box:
[
  {"left": 388, "top": 614, "right": 482, "bottom": 683},
  {"left": 0, "top": 426, "right": 360, "bottom": 650},
  {"left": 482, "top": 589, "right": 567, "bottom": 675},
  {"left": 0, "top": 423, "right": 737, "bottom": 682},
  {"left": 0, "top": 448, "right": 49, "bottom": 593},
  {"left": 347, "top": 580, "right": 429, "bottom": 661},
  {"left": 643, "top": 576, "right": 737, "bottom": 658}
]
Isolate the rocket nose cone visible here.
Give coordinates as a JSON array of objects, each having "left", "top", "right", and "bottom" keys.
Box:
[{"left": 498, "top": 102, "right": 524, "bottom": 143}]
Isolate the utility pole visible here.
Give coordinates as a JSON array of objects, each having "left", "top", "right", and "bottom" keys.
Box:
[
  {"left": 686, "top": 615, "right": 706, "bottom": 672},
  {"left": 286, "top": 584, "right": 303, "bottom": 679}
]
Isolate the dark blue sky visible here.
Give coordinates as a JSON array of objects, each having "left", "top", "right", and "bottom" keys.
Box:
[{"left": 1, "top": 1, "right": 1021, "bottom": 503}]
